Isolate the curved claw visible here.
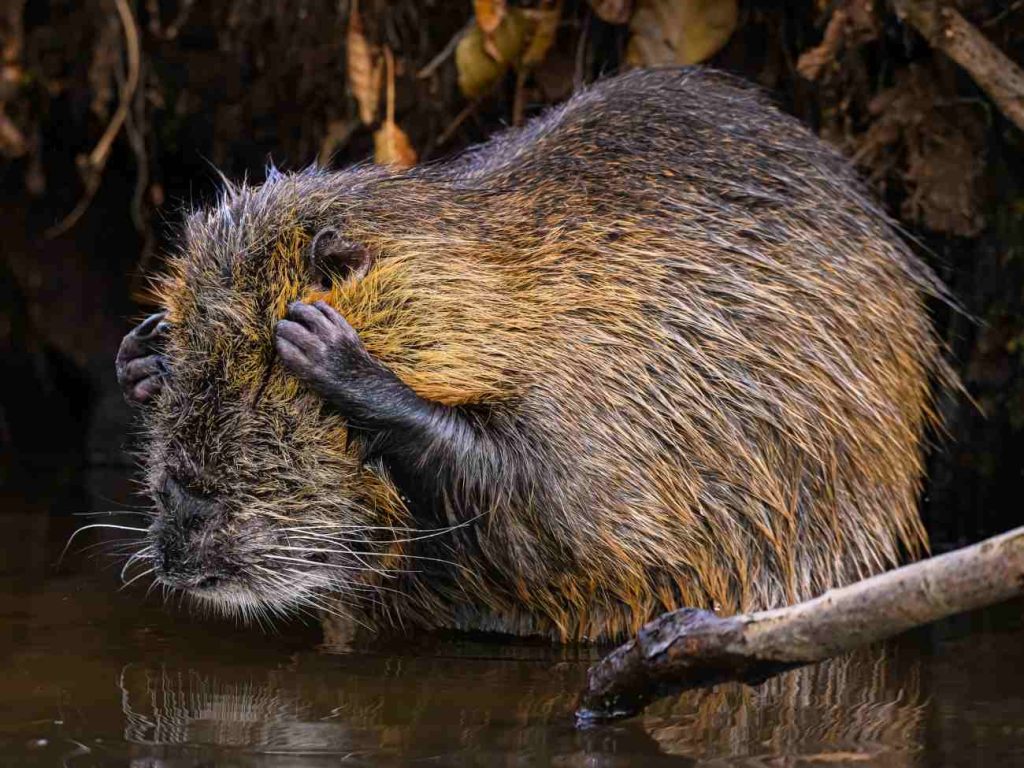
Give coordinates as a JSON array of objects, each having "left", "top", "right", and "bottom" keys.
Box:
[
  {"left": 134, "top": 310, "right": 168, "bottom": 339},
  {"left": 116, "top": 311, "right": 171, "bottom": 406}
]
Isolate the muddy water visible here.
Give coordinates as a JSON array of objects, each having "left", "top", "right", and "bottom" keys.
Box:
[{"left": 3, "top": 470, "right": 1024, "bottom": 767}]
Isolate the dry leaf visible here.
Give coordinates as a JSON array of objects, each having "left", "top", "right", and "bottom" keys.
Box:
[
  {"left": 347, "top": 0, "right": 382, "bottom": 125},
  {"left": 521, "top": 2, "right": 562, "bottom": 68},
  {"left": 373, "top": 47, "right": 416, "bottom": 169},
  {"left": 626, "top": 0, "right": 737, "bottom": 67},
  {"left": 374, "top": 121, "right": 416, "bottom": 168},
  {"left": 474, "top": 0, "right": 506, "bottom": 35},
  {"left": 476, "top": 0, "right": 508, "bottom": 62},
  {"left": 797, "top": 0, "right": 879, "bottom": 81},
  {"left": 588, "top": 0, "right": 633, "bottom": 24},
  {"left": 455, "top": 9, "right": 527, "bottom": 98},
  {"left": 796, "top": 7, "right": 848, "bottom": 81}
]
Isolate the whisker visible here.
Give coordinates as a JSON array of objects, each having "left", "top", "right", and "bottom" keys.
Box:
[
  {"left": 73, "top": 509, "right": 154, "bottom": 518},
  {"left": 264, "top": 554, "right": 412, "bottom": 576},
  {"left": 280, "top": 517, "right": 477, "bottom": 539},
  {"left": 71, "top": 537, "right": 147, "bottom": 557},
  {"left": 276, "top": 536, "right": 396, "bottom": 576},
  {"left": 251, "top": 563, "right": 407, "bottom": 600},
  {"left": 120, "top": 547, "right": 153, "bottom": 582},
  {"left": 294, "top": 591, "right": 373, "bottom": 632},
  {"left": 59, "top": 523, "right": 150, "bottom": 564},
  {"left": 273, "top": 542, "right": 465, "bottom": 571},
  {"left": 90, "top": 492, "right": 155, "bottom": 512},
  {"left": 120, "top": 567, "right": 156, "bottom": 591}
]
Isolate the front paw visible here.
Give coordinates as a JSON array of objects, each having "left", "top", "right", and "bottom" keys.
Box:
[
  {"left": 116, "top": 311, "right": 170, "bottom": 406},
  {"left": 275, "top": 301, "right": 394, "bottom": 417}
]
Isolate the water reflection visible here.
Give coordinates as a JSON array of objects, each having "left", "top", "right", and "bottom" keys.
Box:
[
  {"left": 646, "top": 650, "right": 924, "bottom": 765},
  {"left": 110, "top": 643, "right": 925, "bottom": 766}
]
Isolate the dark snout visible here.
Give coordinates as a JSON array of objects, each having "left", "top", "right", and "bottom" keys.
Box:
[{"left": 151, "top": 475, "right": 229, "bottom": 590}]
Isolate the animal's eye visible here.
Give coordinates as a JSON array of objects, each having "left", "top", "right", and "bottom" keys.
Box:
[{"left": 309, "top": 228, "right": 372, "bottom": 289}]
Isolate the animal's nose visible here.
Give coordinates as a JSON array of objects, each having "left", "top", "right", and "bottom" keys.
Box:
[
  {"left": 161, "top": 474, "right": 219, "bottom": 528},
  {"left": 153, "top": 474, "right": 223, "bottom": 585}
]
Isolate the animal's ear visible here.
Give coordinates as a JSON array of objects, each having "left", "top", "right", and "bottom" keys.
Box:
[{"left": 308, "top": 228, "right": 373, "bottom": 289}]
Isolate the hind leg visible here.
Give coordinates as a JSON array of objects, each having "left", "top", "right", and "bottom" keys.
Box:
[{"left": 116, "top": 311, "right": 170, "bottom": 406}]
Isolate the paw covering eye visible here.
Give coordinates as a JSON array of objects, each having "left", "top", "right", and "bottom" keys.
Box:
[{"left": 309, "top": 228, "right": 372, "bottom": 289}]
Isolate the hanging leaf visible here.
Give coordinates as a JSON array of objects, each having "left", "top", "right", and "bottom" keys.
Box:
[
  {"left": 374, "top": 121, "right": 416, "bottom": 168},
  {"left": 347, "top": 0, "right": 382, "bottom": 125},
  {"left": 455, "top": 9, "right": 527, "bottom": 98},
  {"left": 626, "top": 0, "right": 737, "bottom": 67},
  {"left": 521, "top": 1, "right": 562, "bottom": 69},
  {"left": 373, "top": 48, "right": 417, "bottom": 169},
  {"left": 474, "top": 0, "right": 507, "bottom": 35},
  {"left": 588, "top": 0, "right": 633, "bottom": 25}
]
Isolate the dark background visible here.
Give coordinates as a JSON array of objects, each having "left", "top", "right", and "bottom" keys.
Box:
[{"left": 1, "top": 0, "right": 1022, "bottom": 547}]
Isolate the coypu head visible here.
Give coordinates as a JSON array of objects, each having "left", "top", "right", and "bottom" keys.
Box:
[{"left": 140, "top": 168, "right": 402, "bottom": 620}]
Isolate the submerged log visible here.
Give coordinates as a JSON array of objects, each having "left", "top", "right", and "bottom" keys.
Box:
[{"left": 577, "top": 525, "right": 1024, "bottom": 724}]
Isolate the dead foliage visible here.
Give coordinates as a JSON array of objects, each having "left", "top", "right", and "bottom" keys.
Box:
[
  {"left": 347, "top": 0, "right": 382, "bottom": 126},
  {"left": 0, "top": 1, "right": 1019, "bottom": 256},
  {"left": 626, "top": 0, "right": 738, "bottom": 67},
  {"left": 853, "top": 68, "right": 986, "bottom": 237},
  {"left": 373, "top": 47, "right": 417, "bottom": 168},
  {"left": 0, "top": 0, "right": 26, "bottom": 158},
  {"left": 795, "top": 1, "right": 999, "bottom": 236}
]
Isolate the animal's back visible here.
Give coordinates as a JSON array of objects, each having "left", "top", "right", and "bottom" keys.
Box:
[{"left": 323, "top": 68, "right": 948, "bottom": 641}]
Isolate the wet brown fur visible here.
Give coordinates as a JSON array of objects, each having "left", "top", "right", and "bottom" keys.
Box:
[{"left": 146, "top": 68, "right": 952, "bottom": 642}]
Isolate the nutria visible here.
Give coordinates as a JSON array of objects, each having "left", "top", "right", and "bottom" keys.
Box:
[{"left": 115, "top": 68, "right": 951, "bottom": 642}]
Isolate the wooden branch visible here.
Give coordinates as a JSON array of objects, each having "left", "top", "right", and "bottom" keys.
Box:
[
  {"left": 416, "top": 21, "right": 472, "bottom": 80},
  {"left": 576, "top": 525, "right": 1024, "bottom": 724},
  {"left": 45, "top": 0, "right": 140, "bottom": 238},
  {"left": 893, "top": 0, "right": 1024, "bottom": 131}
]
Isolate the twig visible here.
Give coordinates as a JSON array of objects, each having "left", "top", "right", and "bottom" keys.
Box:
[
  {"left": 124, "top": 58, "right": 159, "bottom": 287},
  {"left": 384, "top": 45, "right": 396, "bottom": 125},
  {"left": 893, "top": 0, "right": 1024, "bottom": 132},
  {"left": 416, "top": 21, "right": 471, "bottom": 80},
  {"left": 573, "top": 7, "right": 590, "bottom": 91},
  {"left": 434, "top": 99, "right": 478, "bottom": 148},
  {"left": 145, "top": 0, "right": 196, "bottom": 40},
  {"left": 318, "top": 118, "right": 359, "bottom": 166},
  {"left": 577, "top": 524, "right": 1024, "bottom": 724},
  {"left": 45, "top": 0, "right": 140, "bottom": 238},
  {"left": 981, "top": 0, "right": 1023, "bottom": 29},
  {"left": 512, "top": 66, "right": 527, "bottom": 126},
  {"left": 0, "top": 106, "right": 25, "bottom": 156},
  {"left": 121, "top": 50, "right": 147, "bottom": 234}
]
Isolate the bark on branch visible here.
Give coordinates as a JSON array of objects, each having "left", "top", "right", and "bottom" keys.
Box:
[
  {"left": 893, "top": 0, "right": 1024, "bottom": 131},
  {"left": 576, "top": 525, "right": 1024, "bottom": 724}
]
